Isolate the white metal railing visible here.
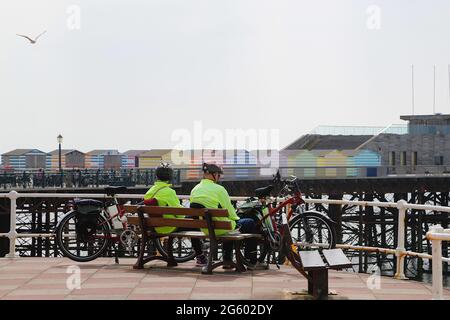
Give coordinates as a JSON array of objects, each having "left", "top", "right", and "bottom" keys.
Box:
[
  {"left": 426, "top": 226, "right": 450, "bottom": 300},
  {"left": 0, "top": 191, "right": 246, "bottom": 258},
  {"left": 0, "top": 190, "right": 449, "bottom": 299}
]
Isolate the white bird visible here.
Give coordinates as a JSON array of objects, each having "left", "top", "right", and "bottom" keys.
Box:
[{"left": 16, "top": 30, "right": 47, "bottom": 44}]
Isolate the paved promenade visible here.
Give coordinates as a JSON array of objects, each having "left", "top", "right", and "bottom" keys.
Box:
[{"left": 0, "top": 257, "right": 449, "bottom": 300}]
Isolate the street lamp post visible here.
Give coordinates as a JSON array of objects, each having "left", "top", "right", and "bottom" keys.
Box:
[{"left": 57, "top": 134, "right": 63, "bottom": 187}]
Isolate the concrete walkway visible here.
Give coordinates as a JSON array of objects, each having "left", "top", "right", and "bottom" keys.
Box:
[{"left": 0, "top": 257, "right": 449, "bottom": 300}]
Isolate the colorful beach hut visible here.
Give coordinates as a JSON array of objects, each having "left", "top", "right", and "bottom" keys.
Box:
[
  {"left": 122, "top": 150, "right": 148, "bottom": 168},
  {"left": 48, "top": 149, "right": 85, "bottom": 169},
  {"left": 353, "top": 149, "right": 381, "bottom": 177},
  {"left": 287, "top": 150, "right": 318, "bottom": 178},
  {"left": 317, "top": 150, "right": 348, "bottom": 177}
]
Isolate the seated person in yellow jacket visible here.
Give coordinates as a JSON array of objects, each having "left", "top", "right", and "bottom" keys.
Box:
[
  {"left": 144, "top": 163, "right": 207, "bottom": 266},
  {"left": 190, "top": 163, "right": 267, "bottom": 270}
]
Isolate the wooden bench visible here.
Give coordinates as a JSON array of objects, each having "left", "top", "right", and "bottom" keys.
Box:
[
  {"left": 124, "top": 205, "right": 262, "bottom": 274},
  {"left": 297, "top": 248, "right": 352, "bottom": 299}
]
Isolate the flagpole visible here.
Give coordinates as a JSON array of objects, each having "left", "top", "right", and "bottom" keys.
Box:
[
  {"left": 433, "top": 64, "right": 436, "bottom": 114},
  {"left": 412, "top": 64, "right": 415, "bottom": 115},
  {"left": 448, "top": 64, "right": 450, "bottom": 113}
]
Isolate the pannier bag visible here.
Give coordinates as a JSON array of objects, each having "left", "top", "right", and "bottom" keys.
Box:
[
  {"left": 73, "top": 199, "right": 103, "bottom": 241},
  {"left": 237, "top": 200, "right": 264, "bottom": 233}
]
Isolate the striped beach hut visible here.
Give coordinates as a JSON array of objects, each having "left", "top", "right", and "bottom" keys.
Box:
[
  {"left": 316, "top": 150, "right": 349, "bottom": 177},
  {"left": 343, "top": 150, "right": 357, "bottom": 177},
  {"left": 138, "top": 149, "right": 173, "bottom": 169},
  {"left": 250, "top": 150, "right": 281, "bottom": 177},
  {"left": 281, "top": 150, "right": 296, "bottom": 176},
  {"left": 122, "top": 150, "right": 148, "bottom": 168},
  {"left": 184, "top": 149, "right": 204, "bottom": 180},
  {"left": 48, "top": 150, "right": 85, "bottom": 170},
  {"left": 353, "top": 149, "right": 381, "bottom": 177},
  {"left": 224, "top": 149, "right": 257, "bottom": 180},
  {"left": 286, "top": 150, "right": 318, "bottom": 178},
  {"left": 85, "top": 150, "right": 121, "bottom": 169},
  {"left": 202, "top": 149, "right": 225, "bottom": 166},
  {"left": 1, "top": 149, "right": 49, "bottom": 170},
  {"left": 249, "top": 150, "right": 280, "bottom": 167}
]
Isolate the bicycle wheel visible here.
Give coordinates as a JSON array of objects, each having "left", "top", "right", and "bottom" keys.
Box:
[
  {"left": 56, "top": 210, "right": 111, "bottom": 262},
  {"left": 239, "top": 239, "right": 272, "bottom": 268},
  {"left": 154, "top": 236, "right": 197, "bottom": 263},
  {"left": 289, "top": 211, "right": 336, "bottom": 250}
]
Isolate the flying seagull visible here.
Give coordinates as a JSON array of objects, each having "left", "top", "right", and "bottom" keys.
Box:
[{"left": 16, "top": 30, "right": 46, "bottom": 44}]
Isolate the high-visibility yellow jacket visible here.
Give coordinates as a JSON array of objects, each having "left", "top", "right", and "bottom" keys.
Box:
[
  {"left": 189, "top": 179, "right": 239, "bottom": 235},
  {"left": 143, "top": 180, "right": 183, "bottom": 234}
]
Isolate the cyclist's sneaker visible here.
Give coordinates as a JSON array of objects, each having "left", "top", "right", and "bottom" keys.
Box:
[
  {"left": 247, "top": 261, "right": 269, "bottom": 271},
  {"left": 195, "top": 254, "right": 208, "bottom": 267},
  {"left": 222, "top": 260, "right": 235, "bottom": 270}
]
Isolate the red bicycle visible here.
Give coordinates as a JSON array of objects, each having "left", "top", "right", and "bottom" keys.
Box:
[{"left": 236, "top": 175, "right": 337, "bottom": 268}]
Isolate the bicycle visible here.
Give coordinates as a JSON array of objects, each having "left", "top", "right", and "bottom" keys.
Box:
[
  {"left": 236, "top": 175, "right": 337, "bottom": 268},
  {"left": 55, "top": 186, "right": 139, "bottom": 262},
  {"left": 145, "top": 198, "right": 201, "bottom": 263}
]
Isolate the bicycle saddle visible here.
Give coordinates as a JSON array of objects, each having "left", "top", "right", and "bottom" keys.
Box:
[
  {"left": 255, "top": 185, "right": 273, "bottom": 198},
  {"left": 105, "top": 186, "right": 127, "bottom": 196}
]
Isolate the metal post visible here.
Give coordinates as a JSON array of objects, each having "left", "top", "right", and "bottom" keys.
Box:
[
  {"left": 412, "top": 64, "right": 415, "bottom": 115},
  {"left": 58, "top": 143, "right": 62, "bottom": 172},
  {"left": 394, "top": 199, "right": 407, "bottom": 279},
  {"left": 329, "top": 194, "right": 343, "bottom": 244},
  {"left": 358, "top": 204, "right": 363, "bottom": 273},
  {"left": 433, "top": 64, "right": 436, "bottom": 114},
  {"left": 6, "top": 190, "right": 19, "bottom": 258},
  {"left": 428, "top": 225, "right": 444, "bottom": 300},
  {"left": 58, "top": 142, "right": 62, "bottom": 187}
]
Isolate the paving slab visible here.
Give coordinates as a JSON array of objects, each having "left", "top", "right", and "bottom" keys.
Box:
[{"left": 0, "top": 257, "right": 449, "bottom": 300}]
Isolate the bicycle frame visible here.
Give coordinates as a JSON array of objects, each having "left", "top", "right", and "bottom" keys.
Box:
[
  {"left": 254, "top": 181, "right": 314, "bottom": 278},
  {"left": 93, "top": 195, "right": 128, "bottom": 241},
  {"left": 256, "top": 190, "right": 304, "bottom": 233}
]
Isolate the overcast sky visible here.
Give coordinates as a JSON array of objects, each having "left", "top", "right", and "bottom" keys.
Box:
[{"left": 1, "top": 0, "right": 450, "bottom": 154}]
